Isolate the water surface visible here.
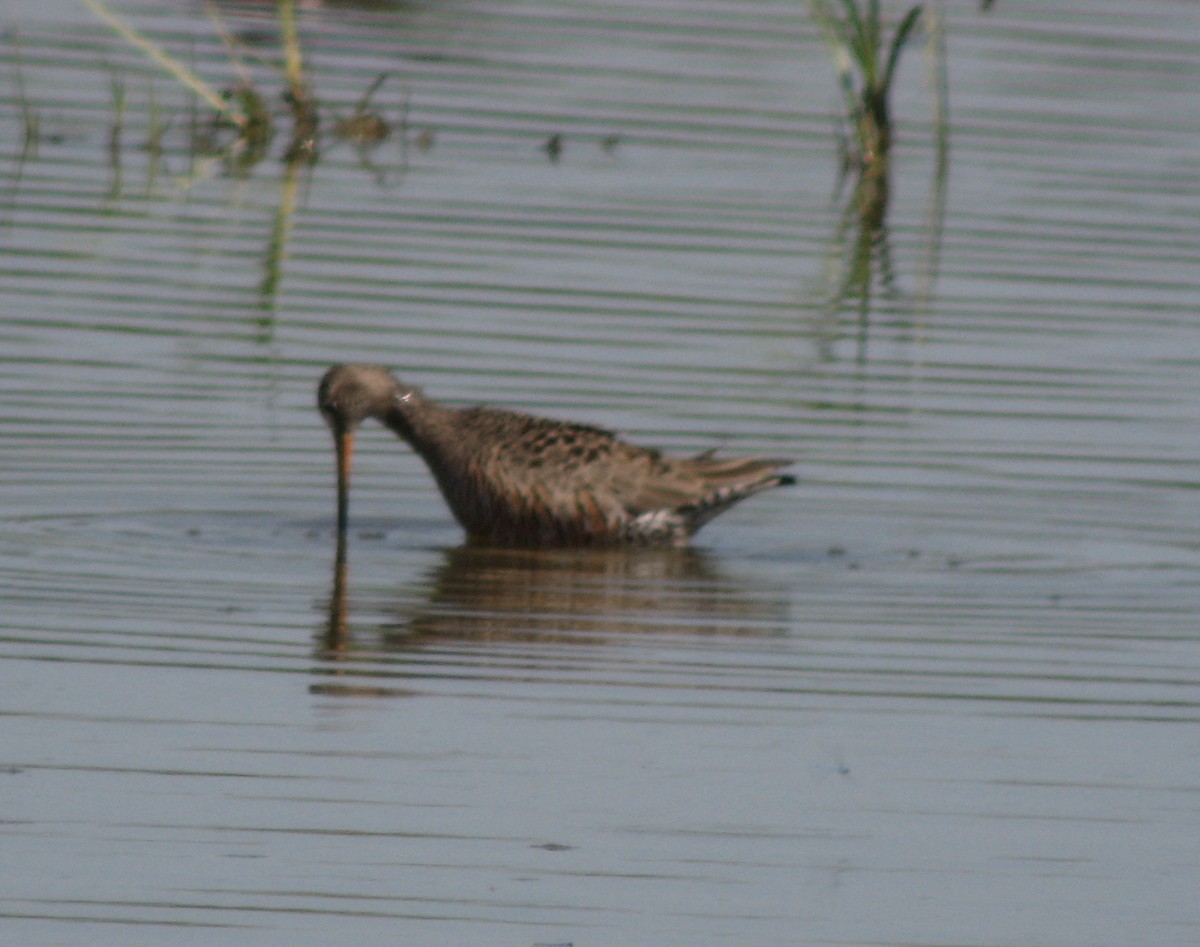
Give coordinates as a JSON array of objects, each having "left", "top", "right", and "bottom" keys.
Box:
[{"left": 2, "top": 0, "right": 1199, "bottom": 944}]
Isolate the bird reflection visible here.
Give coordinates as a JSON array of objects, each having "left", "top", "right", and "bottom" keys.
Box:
[{"left": 316, "top": 540, "right": 789, "bottom": 667}]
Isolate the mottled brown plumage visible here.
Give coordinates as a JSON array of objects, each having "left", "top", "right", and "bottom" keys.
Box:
[{"left": 317, "top": 364, "right": 794, "bottom": 547}]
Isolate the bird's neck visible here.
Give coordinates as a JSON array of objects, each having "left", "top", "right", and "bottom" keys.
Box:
[{"left": 380, "top": 395, "right": 456, "bottom": 454}]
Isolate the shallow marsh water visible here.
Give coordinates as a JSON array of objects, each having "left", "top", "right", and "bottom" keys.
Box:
[{"left": 2, "top": 0, "right": 1200, "bottom": 944}]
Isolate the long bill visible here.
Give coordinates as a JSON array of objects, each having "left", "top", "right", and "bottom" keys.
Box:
[{"left": 334, "top": 428, "right": 355, "bottom": 542}]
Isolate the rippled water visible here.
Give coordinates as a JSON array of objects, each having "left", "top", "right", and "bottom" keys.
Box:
[{"left": 2, "top": 0, "right": 1200, "bottom": 943}]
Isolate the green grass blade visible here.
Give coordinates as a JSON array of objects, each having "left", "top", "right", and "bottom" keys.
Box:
[
  {"left": 882, "top": 5, "right": 924, "bottom": 92},
  {"left": 810, "top": 0, "right": 862, "bottom": 119},
  {"left": 839, "top": 0, "right": 871, "bottom": 77},
  {"left": 78, "top": 0, "right": 246, "bottom": 128},
  {"left": 925, "top": 4, "right": 949, "bottom": 171},
  {"left": 203, "top": 0, "right": 255, "bottom": 88},
  {"left": 277, "top": 0, "right": 305, "bottom": 98}
]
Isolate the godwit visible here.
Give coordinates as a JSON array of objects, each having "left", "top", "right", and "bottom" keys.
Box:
[{"left": 318, "top": 364, "right": 794, "bottom": 547}]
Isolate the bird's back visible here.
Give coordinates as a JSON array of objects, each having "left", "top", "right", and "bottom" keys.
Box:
[{"left": 408, "top": 404, "right": 792, "bottom": 547}]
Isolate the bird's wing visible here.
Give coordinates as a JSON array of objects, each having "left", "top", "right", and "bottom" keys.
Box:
[{"left": 610, "top": 451, "right": 793, "bottom": 515}]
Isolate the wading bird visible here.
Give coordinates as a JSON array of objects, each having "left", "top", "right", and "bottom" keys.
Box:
[{"left": 318, "top": 364, "right": 794, "bottom": 548}]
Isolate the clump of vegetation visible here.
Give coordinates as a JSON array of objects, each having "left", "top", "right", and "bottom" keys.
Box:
[
  {"left": 810, "top": 0, "right": 925, "bottom": 169},
  {"left": 810, "top": 2, "right": 950, "bottom": 347},
  {"left": 77, "top": 0, "right": 388, "bottom": 170},
  {"left": 333, "top": 74, "right": 392, "bottom": 146}
]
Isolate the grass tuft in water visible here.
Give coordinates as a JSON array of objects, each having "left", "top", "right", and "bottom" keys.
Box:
[
  {"left": 812, "top": 4, "right": 950, "bottom": 356},
  {"left": 76, "top": 0, "right": 401, "bottom": 171},
  {"left": 810, "top": 0, "right": 925, "bottom": 168}
]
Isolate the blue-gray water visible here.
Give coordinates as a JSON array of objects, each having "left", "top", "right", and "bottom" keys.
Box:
[{"left": 2, "top": 0, "right": 1199, "bottom": 943}]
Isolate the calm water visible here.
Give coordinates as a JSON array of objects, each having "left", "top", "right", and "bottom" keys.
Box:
[{"left": 2, "top": 0, "right": 1200, "bottom": 943}]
